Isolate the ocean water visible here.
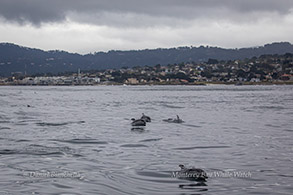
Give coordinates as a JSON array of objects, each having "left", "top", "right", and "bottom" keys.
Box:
[{"left": 0, "top": 85, "right": 292, "bottom": 195}]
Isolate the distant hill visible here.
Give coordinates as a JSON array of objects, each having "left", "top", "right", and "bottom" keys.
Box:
[{"left": 1, "top": 42, "right": 293, "bottom": 76}]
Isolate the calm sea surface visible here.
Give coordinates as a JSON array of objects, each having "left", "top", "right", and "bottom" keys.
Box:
[{"left": 0, "top": 85, "right": 292, "bottom": 195}]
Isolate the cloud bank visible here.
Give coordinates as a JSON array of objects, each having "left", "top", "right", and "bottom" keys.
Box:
[{"left": 0, "top": 0, "right": 292, "bottom": 53}]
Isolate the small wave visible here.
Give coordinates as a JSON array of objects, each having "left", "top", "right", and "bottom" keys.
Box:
[
  {"left": 52, "top": 183, "right": 74, "bottom": 189},
  {"left": 0, "top": 148, "right": 64, "bottom": 156},
  {"left": 0, "top": 149, "right": 16, "bottom": 155},
  {"left": 92, "top": 149, "right": 103, "bottom": 153},
  {"left": 253, "top": 105, "right": 286, "bottom": 110},
  {"left": 120, "top": 144, "right": 148, "bottom": 148},
  {"left": 0, "top": 121, "right": 10, "bottom": 124},
  {"left": 37, "top": 122, "right": 70, "bottom": 126},
  {"left": 259, "top": 169, "right": 275, "bottom": 173},
  {"left": 179, "top": 183, "right": 208, "bottom": 189},
  {"left": 0, "top": 127, "right": 10, "bottom": 130},
  {"left": 136, "top": 170, "right": 171, "bottom": 178},
  {"left": 15, "top": 139, "right": 31, "bottom": 142},
  {"left": 52, "top": 138, "right": 108, "bottom": 145},
  {"left": 132, "top": 170, "right": 181, "bottom": 185},
  {"left": 265, "top": 124, "right": 281, "bottom": 128},
  {"left": 36, "top": 121, "right": 85, "bottom": 126},
  {"left": 284, "top": 129, "right": 293, "bottom": 132},
  {"left": 27, "top": 144, "right": 73, "bottom": 156},
  {"left": 131, "top": 127, "right": 146, "bottom": 132},
  {"left": 182, "top": 124, "right": 201, "bottom": 128},
  {"left": 279, "top": 174, "right": 293, "bottom": 178},
  {"left": 243, "top": 109, "right": 254, "bottom": 112},
  {"left": 173, "top": 145, "right": 230, "bottom": 150},
  {"left": 163, "top": 104, "right": 185, "bottom": 109},
  {"left": 15, "top": 122, "right": 29, "bottom": 126},
  {"left": 0, "top": 144, "right": 79, "bottom": 156},
  {"left": 139, "top": 138, "right": 162, "bottom": 142}
]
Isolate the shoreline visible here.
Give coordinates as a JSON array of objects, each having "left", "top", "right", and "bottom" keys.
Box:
[{"left": 1, "top": 81, "right": 293, "bottom": 86}]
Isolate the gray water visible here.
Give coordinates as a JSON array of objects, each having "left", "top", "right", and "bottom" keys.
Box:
[{"left": 0, "top": 85, "right": 292, "bottom": 195}]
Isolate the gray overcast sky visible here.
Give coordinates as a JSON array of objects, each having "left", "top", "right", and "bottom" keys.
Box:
[{"left": 0, "top": 0, "right": 293, "bottom": 54}]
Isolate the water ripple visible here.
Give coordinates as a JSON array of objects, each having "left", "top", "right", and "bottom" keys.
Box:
[
  {"left": 36, "top": 121, "right": 85, "bottom": 126},
  {"left": 120, "top": 144, "right": 148, "bottom": 148},
  {"left": 51, "top": 139, "right": 108, "bottom": 145},
  {"left": 173, "top": 145, "right": 231, "bottom": 150},
  {"left": 0, "top": 144, "right": 80, "bottom": 156},
  {"left": 139, "top": 138, "right": 162, "bottom": 142}
]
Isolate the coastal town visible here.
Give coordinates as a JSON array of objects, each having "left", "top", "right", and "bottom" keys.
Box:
[{"left": 1, "top": 53, "right": 293, "bottom": 85}]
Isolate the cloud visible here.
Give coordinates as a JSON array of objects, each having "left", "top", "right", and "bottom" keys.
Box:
[
  {"left": 0, "top": 0, "right": 293, "bottom": 53},
  {"left": 1, "top": 11, "right": 293, "bottom": 54},
  {"left": 0, "top": 0, "right": 293, "bottom": 26}
]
